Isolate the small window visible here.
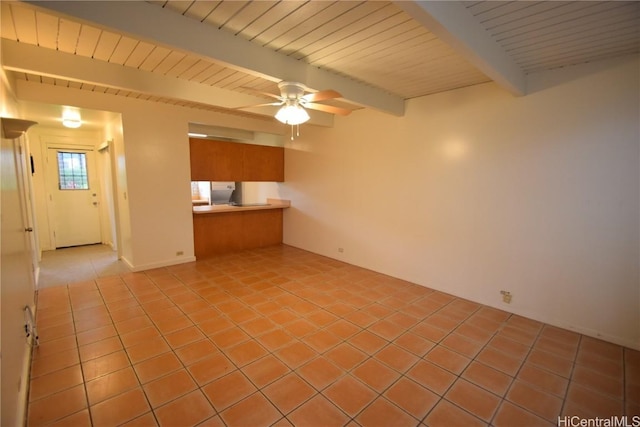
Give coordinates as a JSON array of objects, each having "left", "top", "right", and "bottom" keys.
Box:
[{"left": 57, "top": 152, "right": 89, "bottom": 190}]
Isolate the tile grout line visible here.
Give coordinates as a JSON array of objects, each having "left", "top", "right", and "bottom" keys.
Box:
[
  {"left": 487, "top": 317, "right": 547, "bottom": 426},
  {"left": 273, "top": 280, "right": 484, "bottom": 425},
  {"left": 190, "top": 263, "right": 375, "bottom": 424},
  {"left": 29, "top": 245, "right": 635, "bottom": 426},
  {"left": 138, "top": 267, "right": 315, "bottom": 425},
  {"left": 415, "top": 300, "right": 501, "bottom": 427},
  {"left": 96, "top": 275, "right": 163, "bottom": 426},
  {"left": 67, "top": 283, "right": 93, "bottom": 427},
  {"left": 187, "top": 264, "right": 354, "bottom": 425}
]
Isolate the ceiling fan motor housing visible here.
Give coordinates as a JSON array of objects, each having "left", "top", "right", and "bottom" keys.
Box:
[{"left": 278, "top": 81, "right": 307, "bottom": 100}]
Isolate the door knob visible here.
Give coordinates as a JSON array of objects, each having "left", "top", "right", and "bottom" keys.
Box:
[{"left": 25, "top": 227, "right": 33, "bottom": 232}]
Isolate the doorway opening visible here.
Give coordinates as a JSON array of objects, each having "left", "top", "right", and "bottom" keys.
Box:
[{"left": 37, "top": 136, "right": 122, "bottom": 284}]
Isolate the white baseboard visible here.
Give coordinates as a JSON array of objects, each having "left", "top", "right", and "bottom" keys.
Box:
[
  {"left": 125, "top": 256, "right": 197, "bottom": 273},
  {"left": 493, "top": 303, "right": 640, "bottom": 351},
  {"left": 121, "top": 256, "right": 134, "bottom": 270},
  {"left": 414, "top": 282, "right": 640, "bottom": 351},
  {"left": 283, "top": 243, "right": 640, "bottom": 351}
]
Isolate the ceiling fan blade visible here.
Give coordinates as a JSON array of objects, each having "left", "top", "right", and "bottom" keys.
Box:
[
  {"left": 302, "top": 89, "right": 342, "bottom": 103},
  {"left": 233, "top": 102, "right": 283, "bottom": 110},
  {"left": 304, "top": 103, "right": 352, "bottom": 116},
  {"left": 239, "top": 86, "right": 282, "bottom": 100}
]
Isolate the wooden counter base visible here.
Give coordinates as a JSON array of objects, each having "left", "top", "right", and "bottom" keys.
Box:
[{"left": 193, "top": 200, "right": 288, "bottom": 258}]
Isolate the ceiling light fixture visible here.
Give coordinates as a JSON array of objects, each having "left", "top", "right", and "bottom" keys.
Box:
[
  {"left": 275, "top": 100, "right": 310, "bottom": 140},
  {"left": 62, "top": 118, "right": 81, "bottom": 128},
  {"left": 235, "top": 81, "right": 350, "bottom": 140},
  {"left": 62, "top": 108, "right": 82, "bottom": 129},
  {"left": 275, "top": 101, "right": 310, "bottom": 126}
]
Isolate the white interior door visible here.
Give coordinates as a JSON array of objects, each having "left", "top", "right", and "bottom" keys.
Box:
[
  {"left": 47, "top": 147, "right": 101, "bottom": 248},
  {"left": 1, "top": 133, "right": 36, "bottom": 426}
]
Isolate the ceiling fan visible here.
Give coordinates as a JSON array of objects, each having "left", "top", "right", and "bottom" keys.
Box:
[{"left": 236, "top": 81, "right": 351, "bottom": 138}]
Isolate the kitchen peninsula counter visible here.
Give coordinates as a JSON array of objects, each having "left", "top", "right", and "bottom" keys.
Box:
[
  {"left": 192, "top": 199, "right": 290, "bottom": 257},
  {"left": 193, "top": 198, "right": 290, "bottom": 214}
]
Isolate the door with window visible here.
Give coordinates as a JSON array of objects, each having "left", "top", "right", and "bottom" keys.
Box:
[{"left": 47, "top": 148, "right": 101, "bottom": 248}]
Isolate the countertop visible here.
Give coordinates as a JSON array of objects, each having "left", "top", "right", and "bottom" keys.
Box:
[{"left": 193, "top": 198, "right": 290, "bottom": 214}]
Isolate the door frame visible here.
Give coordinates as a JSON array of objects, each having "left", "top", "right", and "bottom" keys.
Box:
[
  {"left": 97, "top": 139, "right": 122, "bottom": 255},
  {"left": 18, "top": 135, "right": 40, "bottom": 282},
  {"left": 44, "top": 141, "right": 101, "bottom": 249}
]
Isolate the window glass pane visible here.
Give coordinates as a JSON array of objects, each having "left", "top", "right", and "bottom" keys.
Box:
[{"left": 57, "top": 152, "right": 89, "bottom": 190}]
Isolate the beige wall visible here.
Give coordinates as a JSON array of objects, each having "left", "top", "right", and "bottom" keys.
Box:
[{"left": 282, "top": 56, "right": 640, "bottom": 349}]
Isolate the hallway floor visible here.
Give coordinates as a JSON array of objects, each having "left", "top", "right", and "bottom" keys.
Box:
[
  {"left": 37, "top": 244, "right": 131, "bottom": 289},
  {"left": 28, "top": 245, "right": 638, "bottom": 426}
]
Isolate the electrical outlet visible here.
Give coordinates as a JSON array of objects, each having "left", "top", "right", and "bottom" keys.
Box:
[
  {"left": 500, "top": 290, "right": 512, "bottom": 304},
  {"left": 176, "top": 251, "right": 184, "bottom": 256}
]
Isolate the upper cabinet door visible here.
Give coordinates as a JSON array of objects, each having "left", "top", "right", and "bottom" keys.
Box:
[
  {"left": 190, "top": 138, "right": 284, "bottom": 181},
  {"left": 190, "top": 139, "right": 243, "bottom": 181},
  {"left": 243, "top": 144, "right": 284, "bottom": 182}
]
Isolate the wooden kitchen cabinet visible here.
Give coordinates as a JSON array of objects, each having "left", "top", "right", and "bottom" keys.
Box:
[
  {"left": 242, "top": 144, "right": 284, "bottom": 181},
  {"left": 189, "top": 138, "right": 284, "bottom": 181},
  {"left": 190, "top": 138, "right": 243, "bottom": 181}
]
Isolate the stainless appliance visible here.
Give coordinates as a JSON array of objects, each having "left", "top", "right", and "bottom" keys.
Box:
[{"left": 210, "top": 182, "right": 235, "bottom": 205}]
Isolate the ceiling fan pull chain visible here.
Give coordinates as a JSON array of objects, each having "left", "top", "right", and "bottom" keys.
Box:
[{"left": 289, "top": 124, "right": 302, "bottom": 140}]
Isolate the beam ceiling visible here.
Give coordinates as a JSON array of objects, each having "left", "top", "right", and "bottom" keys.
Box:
[
  {"left": 25, "top": 0, "right": 406, "bottom": 116},
  {"left": 396, "top": 0, "right": 526, "bottom": 96}
]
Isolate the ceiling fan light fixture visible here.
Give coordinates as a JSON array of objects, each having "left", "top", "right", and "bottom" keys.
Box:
[{"left": 275, "top": 103, "right": 309, "bottom": 125}]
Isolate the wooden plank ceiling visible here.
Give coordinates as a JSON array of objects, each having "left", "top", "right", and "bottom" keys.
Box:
[
  {"left": 1, "top": 0, "right": 638, "bottom": 119},
  {"left": 464, "top": 1, "right": 640, "bottom": 73}
]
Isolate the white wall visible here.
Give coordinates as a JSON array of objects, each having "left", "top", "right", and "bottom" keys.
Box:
[
  {"left": 16, "top": 80, "right": 285, "bottom": 271},
  {"left": 282, "top": 56, "right": 640, "bottom": 349},
  {"left": 242, "top": 181, "right": 283, "bottom": 204}
]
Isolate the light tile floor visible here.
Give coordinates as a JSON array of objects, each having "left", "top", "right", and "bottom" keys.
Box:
[
  {"left": 38, "top": 244, "right": 131, "bottom": 289},
  {"left": 28, "top": 244, "right": 639, "bottom": 426}
]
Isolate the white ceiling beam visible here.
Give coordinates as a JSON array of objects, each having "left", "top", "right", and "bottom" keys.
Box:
[
  {"left": 395, "top": 1, "right": 526, "bottom": 96},
  {"left": 1, "top": 40, "right": 259, "bottom": 107},
  {"left": 1, "top": 39, "right": 335, "bottom": 127},
  {"left": 25, "top": 0, "right": 405, "bottom": 116}
]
